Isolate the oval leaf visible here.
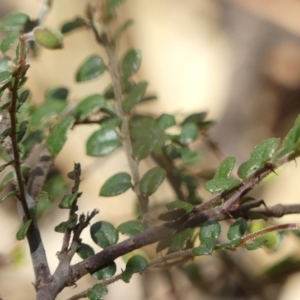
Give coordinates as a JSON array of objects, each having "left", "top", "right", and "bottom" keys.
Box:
[
  {"left": 0, "top": 13, "right": 29, "bottom": 31},
  {"left": 1, "top": 31, "right": 19, "bottom": 53},
  {"left": 237, "top": 159, "right": 262, "bottom": 180},
  {"left": 59, "top": 192, "right": 78, "bottom": 209},
  {"left": 121, "top": 81, "right": 148, "bottom": 114},
  {"left": 77, "top": 243, "right": 95, "bottom": 259},
  {"left": 16, "top": 220, "right": 32, "bottom": 240},
  {"left": 157, "top": 114, "right": 176, "bottom": 129},
  {"left": 92, "top": 262, "right": 117, "bottom": 280},
  {"left": 100, "top": 172, "right": 132, "bottom": 197},
  {"left": 34, "top": 26, "right": 63, "bottom": 49},
  {"left": 139, "top": 167, "right": 166, "bottom": 196},
  {"left": 214, "top": 157, "right": 236, "bottom": 179},
  {"left": 76, "top": 55, "right": 106, "bottom": 82},
  {"left": 204, "top": 178, "right": 240, "bottom": 193},
  {"left": 46, "top": 115, "right": 75, "bottom": 157},
  {"left": 86, "top": 127, "right": 121, "bottom": 157},
  {"left": 199, "top": 220, "right": 221, "bottom": 241},
  {"left": 74, "top": 94, "right": 106, "bottom": 119},
  {"left": 179, "top": 122, "right": 198, "bottom": 144},
  {"left": 170, "top": 228, "right": 194, "bottom": 252},
  {"left": 87, "top": 283, "right": 108, "bottom": 300},
  {"left": 121, "top": 255, "right": 147, "bottom": 283},
  {"left": 250, "top": 138, "right": 280, "bottom": 162},
  {"left": 117, "top": 220, "right": 146, "bottom": 237},
  {"left": 283, "top": 114, "right": 300, "bottom": 150},
  {"left": 227, "top": 218, "right": 247, "bottom": 240},
  {"left": 121, "top": 48, "right": 142, "bottom": 78},
  {"left": 90, "top": 221, "right": 118, "bottom": 248}
]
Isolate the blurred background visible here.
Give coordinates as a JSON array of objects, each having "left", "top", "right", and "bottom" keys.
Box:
[{"left": 1, "top": 0, "right": 300, "bottom": 299}]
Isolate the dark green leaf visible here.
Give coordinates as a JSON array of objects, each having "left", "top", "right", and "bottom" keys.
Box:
[
  {"left": 21, "top": 130, "right": 44, "bottom": 159},
  {"left": 0, "top": 127, "right": 11, "bottom": 139},
  {"left": 181, "top": 112, "right": 207, "bottom": 126},
  {"left": 99, "top": 117, "right": 121, "bottom": 128},
  {"left": 46, "top": 87, "right": 69, "bottom": 100},
  {"left": 158, "top": 208, "right": 187, "bottom": 221},
  {"left": 1, "top": 31, "right": 19, "bottom": 53},
  {"left": 74, "top": 94, "right": 106, "bottom": 119},
  {"left": 157, "top": 114, "right": 176, "bottom": 129},
  {"left": 216, "top": 238, "right": 242, "bottom": 250},
  {"left": 121, "top": 48, "right": 142, "bottom": 78},
  {"left": 77, "top": 243, "right": 95, "bottom": 259},
  {"left": 179, "top": 123, "right": 198, "bottom": 144},
  {"left": 34, "top": 26, "right": 63, "bottom": 49},
  {"left": 121, "top": 255, "right": 147, "bottom": 283},
  {"left": 54, "top": 214, "right": 78, "bottom": 233},
  {"left": 59, "top": 192, "right": 78, "bottom": 209},
  {"left": 46, "top": 115, "right": 75, "bottom": 157},
  {"left": 0, "top": 13, "right": 29, "bottom": 31},
  {"left": 214, "top": 157, "right": 236, "bottom": 179},
  {"left": 250, "top": 138, "right": 280, "bottom": 162},
  {"left": 0, "top": 190, "right": 17, "bottom": 203},
  {"left": 170, "top": 228, "right": 194, "bottom": 251},
  {"left": 166, "top": 200, "right": 194, "bottom": 213},
  {"left": 121, "top": 81, "right": 148, "bottom": 113},
  {"left": 16, "top": 220, "right": 32, "bottom": 240},
  {"left": 100, "top": 172, "right": 132, "bottom": 197},
  {"left": 283, "top": 114, "right": 300, "bottom": 150},
  {"left": 92, "top": 262, "right": 117, "bottom": 280},
  {"left": 199, "top": 220, "right": 221, "bottom": 241},
  {"left": 86, "top": 128, "right": 121, "bottom": 157},
  {"left": 204, "top": 178, "right": 240, "bottom": 193},
  {"left": 76, "top": 55, "right": 106, "bottom": 82},
  {"left": 139, "top": 167, "right": 166, "bottom": 196},
  {"left": 237, "top": 159, "right": 262, "bottom": 180},
  {"left": 227, "top": 218, "right": 247, "bottom": 240},
  {"left": 87, "top": 283, "right": 108, "bottom": 300},
  {"left": 61, "top": 17, "right": 86, "bottom": 34},
  {"left": 156, "top": 236, "right": 173, "bottom": 253},
  {"left": 17, "top": 121, "right": 28, "bottom": 142},
  {"left": 117, "top": 220, "right": 146, "bottom": 237},
  {"left": 90, "top": 221, "right": 118, "bottom": 248},
  {"left": 18, "top": 89, "right": 30, "bottom": 108},
  {"left": 245, "top": 239, "right": 268, "bottom": 251},
  {"left": 192, "top": 239, "right": 216, "bottom": 256}
]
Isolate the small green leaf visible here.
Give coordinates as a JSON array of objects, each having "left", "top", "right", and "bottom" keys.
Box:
[
  {"left": 204, "top": 178, "right": 240, "bottom": 193},
  {"left": 86, "top": 128, "right": 121, "bottom": 157},
  {"left": 0, "top": 166, "right": 30, "bottom": 191},
  {"left": 1, "top": 31, "right": 19, "bottom": 53},
  {"left": 245, "top": 239, "right": 268, "bottom": 251},
  {"left": 117, "top": 220, "right": 146, "bottom": 237},
  {"left": 76, "top": 55, "right": 106, "bottom": 82},
  {"left": 179, "top": 123, "right": 198, "bottom": 144},
  {"left": 121, "top": 48, "right": 142, "bottom": 78},
  {"left": 283, "top": 114, "right": 300, "bottom": 150},
  {"left": 121, "top": 81, "right": 148, "bottom": 113},
  {"left": 17, "top": 121, "right": 28, "bottom": 142},
  {"left": 61, "top": 17, "right": 86, "bottom": 34},
  {"left": 170, "top": 228, "right": 194, "bottom": 252},
  {"left": 181, "top": 112, "right": 207, "bottom": 126},
  {"left": 59, "top": 192, "right": 78, "bottom": 209},
  {"left": 18, "top": 89, "right": 30, "bottom": 108},
  {"left": 157, "top": 114, "right": 176, "bottom": 129},
  {"left": 87, "top": 283, "right": 108, "bottom": 300},
  {"left": 46, "top": 87, "right": 69, "bottom": 100},
  {"left": 92, "top": 262, "right": 117, "bottom": 280},
  {"left": 0, "top": 71, "right": 11, "bottom": 84},
  {"left": 74, "top": 94, "right": 106, "bottom": 119},
  {"left": 199, "top": 220, "right": 221, "bottom": 241},
  {"left": 90, "top": 221, "right": 118, "bottom": 248},
  {"left": 165, "top": 200, "right": 194, "bottom": 213},
  {"left": 103, "top": 0, "right": 125, "bottom": 20},
  {"left": 192, "top": 239, "right": 216, "bottom": 256},
  {"left": 16, "top": 220, "right": 32, "bottom": 240},
  {"left": 139, "top": 167, "right": 166, "bottom": 196},
  {"left": 100, "top": 172, "right": 132, "bottom": 197},
  {"left": 54, "top": 214, "right": 78, "bottom": 233},
  {"left": 158, "top": 208, "right": 187, "bottom": 221},
  {"left": 227, "top": 218, "right": 247, "bottom": 240},
  {"left": 216, "top": 238, "right": 242, "bottom": 250},
  {"left": 34, "top": 26, "right": 63, "bottom": 49},
  {"left": 250, "top": 138, "right": 280, "bottom": 162},
  {"left": 0, "top": 13, "right": 29, "bottom": 31},
  {"left": 237, "top": 159, "right": 262, "bottom": 180},
  {"left": 214, "top": 157, "right": 236, "bottom": 179},
  {"left": 121, "top": 255, "right": 147, "bottom": 283},
  {"left": 0, "top": 190, "right": 17, "bottom": 203},
  {"left": 77, "top": 243, "right": 95, "bottom": 259},
  {"left": 46, "top": 115, "right": 75, "bottom": 157}
]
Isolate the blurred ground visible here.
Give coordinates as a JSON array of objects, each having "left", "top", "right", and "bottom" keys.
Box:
[{"left": 1, "top": 0, "right": 300, "bottom": 299}]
